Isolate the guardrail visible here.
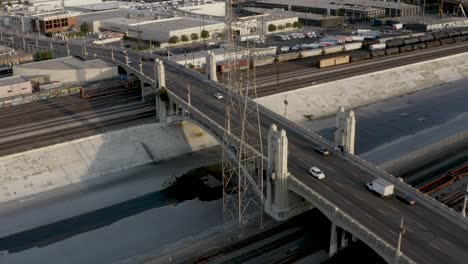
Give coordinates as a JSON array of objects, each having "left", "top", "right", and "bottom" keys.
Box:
[{"left": 288, "top": 174, "right": 415, "bottom": 264}]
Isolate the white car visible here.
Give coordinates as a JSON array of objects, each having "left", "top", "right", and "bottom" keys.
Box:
[
  {"left": 309, "top": 166, "right": 325, "bottom": 180},
  {"left": 213, "top": 93, "right": 223, "bottom": 99}
]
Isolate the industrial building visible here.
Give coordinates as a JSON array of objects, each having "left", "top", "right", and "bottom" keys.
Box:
[
  {"left": 28, "top": 0, "right": 103, "bottom": 7},
  {"left": 243, "top": 7, "right": 344, "bottom": 28},
  {"left": 99, "top": 16, "right": 225, "bottom": 47},
  {"left": 13, "top": 56, "right": 118, "bottom": 85},
  {"left": 251, "top": 0, "right": 421, "bottom": 18},
  {"left": 0, "top": 76, "right": 33, "bottom": 99},
  {"left": 375, "top": 15, "right": 468, "bottom": 31}
]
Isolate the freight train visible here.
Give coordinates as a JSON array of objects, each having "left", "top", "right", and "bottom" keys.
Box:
[{"left": 216, "top": 28, "right": 468, "bottom": 72}]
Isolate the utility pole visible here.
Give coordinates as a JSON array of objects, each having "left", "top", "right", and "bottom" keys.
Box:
[
  {"left": 187, "top": 83, "right": 191, "bottom": 106},
  {"left": 394, "top": 217, "right": 405, "bottom": 264}
]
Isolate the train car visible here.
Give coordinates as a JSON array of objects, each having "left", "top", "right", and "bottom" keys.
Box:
[
  {"left": 251, "top": 56, "right": 275, "bottom": 67},
  {"left": 350, "top": 51, "right": 371, "bottom": 62},
  {"left": 418, "top": 35, "right": 434, "bottom": 42},
  {"left": 318, "top": 55, "right": 350, "bottom": 68},
  {"left": 385, "top": 47, "right": 399, "bottom": 55},
  {"left": 412, "top": 43, "right": 426, "bottom": 50},
  {"left": 459, "top": 28, "right": 468, "bottom": 35},
  {"left": 446, "top": 30, "right": 461, "bottom": 37},
  {"left": 418, "top": 175, "right": 455, "bottom": 195},
  {"left": 432, "top": 31, "right": 449, "bottom": 40},
  {"left": 277, "top": 52, "right": 301, "bottom": 62},
  {"left": 454, "top": 35, "right": 468, "bottom": 42},
  {"left": 425, "top": 40, "right": 441, "bottom": 48},
  {"left": 300, "top": 48, "right": 323, "bottom": 58},
  {"left": 403, "top": 37, "right": 420, "bottom": 45},
  {"left": 386, "top": 39, "right": 405, "bottom": 48},
  {"left": 370, "top": 50, "right": 386, "bottom": 58},
  {"left": 394, "top": 34, "right": 411, "bottom": 39},
  {"left": 361, "top": 40, "right": 379, "bottom": 48},
  {"left": 80, "top": 83, "right": 129, "bottom": 99},
  {"left": 217, "top": 59, "right": 249, "bottom": 73},
  {"left": 399, "top": 45, "right": 413, "bottom": 53},
  {"left": 322, "top": 45, "right": 344, "bottom": 55},
  {"left": 344, "top": 42, "right": 363, "bottom": 51},
  {"left": 440, "top": 38, "right": 455, "bottom": 45},
  {"left": 369, "top": 43, "right": 386, "bottom": 51}
]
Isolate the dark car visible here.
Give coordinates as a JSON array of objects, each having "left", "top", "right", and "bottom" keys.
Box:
[
  {"left": 314, "top": 146, "right": 330, "bottom": 156},
  {"left": 396, "top": 193, "right": 416, "bottom": 205},
  {"left": 141, "top": 57, "right": 155, "bottom": 62}
]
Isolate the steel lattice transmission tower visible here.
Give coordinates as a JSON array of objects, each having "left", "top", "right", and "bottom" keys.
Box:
[{"left": 222, "top": 0, "right": 265, "bottom": 228}]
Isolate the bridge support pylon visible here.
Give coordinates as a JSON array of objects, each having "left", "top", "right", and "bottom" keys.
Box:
[
  {"left": 265, "top": 124, "right": 311, "bottom": 221},
  {"left": 334, "top": 106, "right": 356, "bottom": 154},
  {"left": 206, "top": 50, "right": 217, "bottom": 82}
]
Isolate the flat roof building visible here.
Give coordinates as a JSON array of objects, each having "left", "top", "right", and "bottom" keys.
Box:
[
  {"left": 0, "top": 76, "right": 33, "bottom": 99},
  {"left": 13, "top": 56, "right": 118, "bottom": 85}
]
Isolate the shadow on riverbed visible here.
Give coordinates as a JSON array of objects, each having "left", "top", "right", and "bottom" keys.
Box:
[{"left": 0, "top": 165, "right": 223, "bottom": 254}]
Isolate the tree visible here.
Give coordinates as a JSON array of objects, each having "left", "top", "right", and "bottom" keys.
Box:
[
  {"left": 201, "top": 30, "right": 210, "bottom": 39},
  {"left": 285, "top": 22, "right": 292, "bottom": 28},
  {"left": 168, "top": 35, "right": 179, "bottom": 45},
  {"left": 268, "top": 24, "right": 277, "bottom": 32},
  {"left": 7, "top": 1, "right": 12, "bottom": 6},
  {"left": 278, "top": 25, "right": 285, "bottom": 30},
  {"left": 181, "top": 34, "right": 189, "bottom": 42},
  {"left": 35, "top": 51, "right": 53, "bottom": 61},
  {"left": 293, "top": 21, "right": 303, "bottom": 28},
  {"left": 190, "top": 33, "right": 199, "bottom": 42},
  {"left": 80, "top": 22, "right": 90, "bottom": 35}
]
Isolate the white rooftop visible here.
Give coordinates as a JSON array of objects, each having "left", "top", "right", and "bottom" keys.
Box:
[
  {"left": 14, "top": 56, "right": 115, "bottom": 70},
  {"left": 0, "top": 76, "right": 29, "bottom": 86}
]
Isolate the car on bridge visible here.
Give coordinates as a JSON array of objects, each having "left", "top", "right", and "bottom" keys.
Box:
[
  {"left": 309, "top": 167, "right": 325, "bottom": 180},
  {"left": 396, "top": 193, "right": 416, "bottom": 205},
  {"left": 213, "top": 93, "right": 223, "bottom": 99},
  {"left": 314, "top": 146, "right": 330, "bottom": 156}
]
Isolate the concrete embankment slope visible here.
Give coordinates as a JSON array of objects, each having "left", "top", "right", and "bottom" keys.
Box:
[
  {"left": 0, "top": 122, "right": 218, "bottom": 203},
  {"left": 256, "top": 52, "right": 468, "bottom": 122}
]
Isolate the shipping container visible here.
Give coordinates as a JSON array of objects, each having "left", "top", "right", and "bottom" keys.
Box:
[
  {"left": 217, "top": 59, "right": 249, "bottom": 73},
  {"left": 459, "top": 29, "right": 468, "bottom": 35},
  {"left": 371, "top": 50, "right": 386, "bottom": 57},
  {"left": 446, "top": 30, "right": 461, "bottom": 37},
  {"left": 385, "top": 47, "right": 400, "bottom": 55},
  {"left": 277, "top": 52, "right": 301, "bottom": 62},
  {"left": 440, "top": 38, "right": 455, "bottom": 45},
  {"left": 357, "top": 29, "right": 372, "bottom": 33},
  {"left": 403, "top": 38, "right": 420, "bottom": 45},
  {"left": 323, "top": 45, "right": 344, "bottom": 54},
  {"left": 350, "top": 51, "right": 371, "bottom": 62},
  {"left": 300, "top": 48, "right": 323, "bottom": 58},
  {"left": 399, "top": 45, "right": 413, "bottom": 53},
  {"left": 379, "top": 37, "right": 395, "bottom": 43},
  {"left": 251, "top": 56, "right": 275, "bottom": 67},
  {"left": 395, "top": 34, "right": 411, "bottom": 39},
  {"left": 319, "top": 57, "right": 336, "bottom": 68},
  {"left": 369, "top": 43, "right": 386, "bottom": 51},
  {"left": 344, "top": 42, "right": 363, "bottom": 51}
]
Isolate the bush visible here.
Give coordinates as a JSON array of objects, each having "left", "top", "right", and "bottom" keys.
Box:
[
  {"left": 159, "top": 87, "right": 169, "bottom": 102},
  {"left": 201, "top": 30, "right": 210, "bottom": 39},
  {"left": 168, "top": 36, "right": 179, "bottom": 44},
  {"left": 285, "top": 22, "right": 292, "bottom": 28},
  {"left": 35, "top": 51, "right": 53, "bottom": 61},
  {"left": 278, "top": 25, "right": 285, "bottom": 30},
  {"left": 268, "top": 24, "right": 277, "bottom": 32},
  {"left": 181, "top": 34, "right": 189, "bottom": 42},
  {"left": 293, "top": 21, "right": 303, "bottom": 28},
  {"left": 190, "top": 33, "right": 199, "bottom": 41}
]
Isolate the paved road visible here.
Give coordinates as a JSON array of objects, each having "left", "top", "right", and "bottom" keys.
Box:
[
  {"left": 0, "top": 89, "right": 155, "bottom": 157},
  {"left": 4, "top": 34, "right": 468, "bottom": 263}
]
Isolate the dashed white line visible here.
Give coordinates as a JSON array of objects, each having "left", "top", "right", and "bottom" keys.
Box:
[
  {"left": 363, "top": 212, "right": 375, "bottom": 221},
  {"left": 440, "top": 225, "right": 449, "bottom": 232},
  {"left": 413, "top": 209, "right": 424, "bottom": 216},
  {"left": 439, "top": 238, "right": 453, "bottom": 247},
  {"left": 352, "top": 193, "right": 363, "bottom": 201},
  {"left": 429, "top": 242, "right": 441, "bottom": 252},
  {"left": 377, "top": 208, "right": 388, "bottom": 216},
  {"left": 335, "top": 182, "right": 344, "bottom": 188}
]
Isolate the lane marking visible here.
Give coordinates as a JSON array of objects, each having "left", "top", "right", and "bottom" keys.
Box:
[
  {"left": 413, "top": 209, "right": 424, "bottom": 216},
  {"left": 18, "top": 196, "right": 36, "bottom": 203},
  {"left": 377, "top": 208, "right": 387, "bottom": 216},
  {"left": 388, "top": 206, "right": 399, "bottom": 214},
  {"left": 439, "top": 238, "right": 453, "bottom": 247},
  {"left": 439, "top": 225, "right": 449, "bottom": 232},
  {"left": 363, "top": 212, "right": 375, "bottom": 221},
  {"left": 335, "top": 182, "right": 344, "bottom": 188},
  {"left": 429, "top": 242, "right": 441, "bottom": 252},
  {"left": 352, "top": 193, "right": 363, "bottom": 201}
]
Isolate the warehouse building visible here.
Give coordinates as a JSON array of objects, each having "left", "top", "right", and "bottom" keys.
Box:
[
  {"left": 251, "top": 0, "right": 420, "bottom": 18},
  {"left": 0, "top": 76, "right": 33, "bottom": 99},
  {"left": 99, "top": 16, "right": 225, "bottom": 47},
  {"left": 376, "top": 15, "right": 468, "bottom": 31},
  {"left": 0, "top": 45, "right": 34, "bottom": 67},
  {"left": 13, "top": 56, "right": 118, "bottom": 85}
]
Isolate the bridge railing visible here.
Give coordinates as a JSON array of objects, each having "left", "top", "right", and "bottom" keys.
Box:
[{"left": 288, "top": 174, "right": 415, "bottom": 264}]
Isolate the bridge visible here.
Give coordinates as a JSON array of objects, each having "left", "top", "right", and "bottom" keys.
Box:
[{"left": 1, "top": 30, "right": 467, "bottom": 264}]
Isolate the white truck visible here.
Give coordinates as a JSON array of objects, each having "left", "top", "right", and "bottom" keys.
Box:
[{"left": 366, "top": 178, "right": 394, "bottom": 198}]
